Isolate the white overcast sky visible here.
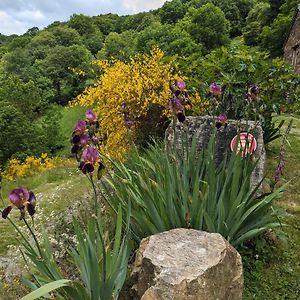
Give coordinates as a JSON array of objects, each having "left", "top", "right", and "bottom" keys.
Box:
[{"left": 0, "top": 0, "right": 166, "bottom": 35}]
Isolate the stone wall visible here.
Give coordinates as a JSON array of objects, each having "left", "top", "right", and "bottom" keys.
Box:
[{"left": 165, "top": 116, "right": 266, "bottom": 190}]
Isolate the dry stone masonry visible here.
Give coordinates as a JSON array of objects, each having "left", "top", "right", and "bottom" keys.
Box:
[{"left": 165, "top": 116, "right": 266, "bottom": 190}]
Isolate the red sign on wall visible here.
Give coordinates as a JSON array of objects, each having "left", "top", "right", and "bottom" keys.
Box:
[{"left": 230, "top": 133, "right": 257, "bottom": 156}]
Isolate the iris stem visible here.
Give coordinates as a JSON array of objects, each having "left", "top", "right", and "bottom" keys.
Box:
[
  {"left": 172, "top": 114, "right": 177, "bottom": 153},
  {"left": 96, "top": 220, "right": 107, "bottom": 284},
  {"left": 87, "top": 174, "right": 98, "bottom": 217},
  {"left": 22, "top": 217, "right": 42, "bottom": 256},
  {"left": 6, "top": 216, "right": 33, "bottom": 252}
]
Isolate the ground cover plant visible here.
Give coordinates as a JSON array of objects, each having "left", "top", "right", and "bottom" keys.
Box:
[{"left": 242, "top": 114, "right": 300, "bottom": 299}]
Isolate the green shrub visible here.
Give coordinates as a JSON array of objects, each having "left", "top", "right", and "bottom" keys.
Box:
[{"left": 178, "top": 42, "right": 300, "bottom": 143}]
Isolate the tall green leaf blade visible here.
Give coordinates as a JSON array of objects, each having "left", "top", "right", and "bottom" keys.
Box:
[{"left": 20, "top": 279, "right": 71, "bottom": 300}]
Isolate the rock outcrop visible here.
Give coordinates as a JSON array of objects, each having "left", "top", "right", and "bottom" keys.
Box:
[{"left": 131, "top": 228, "right": 243, "bottom": 300}]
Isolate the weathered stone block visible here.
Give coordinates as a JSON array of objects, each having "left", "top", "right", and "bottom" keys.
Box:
[{"left": 131, "top": 228, "right": 243, "bottom": 300}]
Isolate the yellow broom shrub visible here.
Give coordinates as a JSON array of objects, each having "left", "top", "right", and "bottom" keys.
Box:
[
  {"left": 71, "top": 48, "right": 208, "bottom": 160},
  {"left": 1, "top": 153, "right": 73, "bottom": 180}
]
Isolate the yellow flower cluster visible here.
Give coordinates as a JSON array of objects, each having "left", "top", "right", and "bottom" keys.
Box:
[
  {"left": 71, "top": 49, "right": 176, "bottom": 160},
  {"left": 1, "top": 153, "right": 73, "bottom": 181},
  {"left": 189, "top": 93, "right": 210, "bottom": 115},
  {"left": 71, "top": 48, "right": 208, "bottom": 160}
]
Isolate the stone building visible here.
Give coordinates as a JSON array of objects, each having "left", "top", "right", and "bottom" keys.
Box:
[{"left": 284, "top": 4, "right": 300, "bottom": 73}]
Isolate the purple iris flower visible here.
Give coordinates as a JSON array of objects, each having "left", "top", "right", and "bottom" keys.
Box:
[
  {"left": 74, "top": 120, "right": 86, "bottom": 134},
  {"left": 92, "top": 136, "right": 100, "bottom": 144},
  {"left": 85, "top": 110, "right": 97, "bottom": 123},
  {"left": 79, "top": 147, "right": 100, "bottom": 174},
  {"left": 125, "top": 120, "right": 135, "bottom": 128},
  {"left": 169, "top": 98, "right": 185, "bottom": 122},
  {"left": 71, "top": 133, "right": 90, "bottom": 154},
  {"left": 79, "top": 134, "right": 90, "bottom": 147},
  {"left": 216, "top": 114, "right": 228, "bottom": 129},
  {"left": 176, "top": 80, "right": 186, "bottom": 91},
  {"left": 209, "top": 82, "right": 222, "bottom": 96},
  {"left": 2, "top": 187, "right": 36, "bottom": 219},
  {"left": 82, "top": 147, "right": 99, "bottom": 164},
  {"left": 216, "top": 114, "right": 227, "bottom": 124},
  {"left": 248, "top": 84, "right": 258, "bottom": 101}
]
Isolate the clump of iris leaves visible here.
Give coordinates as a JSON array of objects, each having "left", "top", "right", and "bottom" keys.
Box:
[{"left": 103, "top": 130, "right": 285, "bottom": 247}]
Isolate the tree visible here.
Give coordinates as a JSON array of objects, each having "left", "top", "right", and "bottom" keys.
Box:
[
  {"left": 159, "top": 0, "right": 187, "bottom": 24},
  {"left": 136, "top": 22, "right": 202, "bottom": 56},
  {"left": 69, "top": 14, "right": 97, "bottom": 35},
  {"left": 243, "top": 2, "right": 271, "bottom": 46},
  {"left": 186, "top": 0, "right": 254, "bottom": 36},
  {"left": 93, "top": 14, "right": 120, "bottom": 35},
  {"left": 98, "top": 31, "right": 137, "bottom": 60},
  {"left": 25, "top": 27, "right": 40, "bottom": 36},
  {"left": 2, "top": 48, "right": 33, "bottom": 77},
  {"left": 122, "top": 12, "right": 159, "bottom": 31},
  {"left": 49, "top": 25, "right": 82, "bottom": 46},
  {"left": 266, "top": 0, "right": 283, "bottom": 25},
  {"left": 259, "top": 14, "right": 292, "bottom": 57},
  {"left": 6, "top": 35, "right": 31, "bottom": 51},
  {"left": 37, "top": 45, "right": 92, "bottom": 104},
  {"left": 0, "top": 75, "right": 43, "bottom": 117},
  {"left": 189, "top": 3, "right": 230, "bottom": 52},
  {"left": 28, "top": 31, "right": 57, "bottom": 59},
  {"left": 0, "top": 103, "right": 43, "bottom": 165},
  {"left": 256, "top": 1, "right": 298, "bottom": 57},
  {"left": 84, "top": 31, "right": 104, "bottom": 57}
]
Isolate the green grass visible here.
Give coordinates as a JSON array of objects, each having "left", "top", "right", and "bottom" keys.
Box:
[
  {"left": 242, "top": 115, "right": 300, "bottom": 299},
  {"left": 58, "top": 105, "right": 87, "bottom": 156},
  {"left": 0, "top": 167, "right": 90, "bottom": 256}
]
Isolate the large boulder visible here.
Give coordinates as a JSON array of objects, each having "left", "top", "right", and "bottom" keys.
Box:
[
  {"left": 131, "top": 228, "right": 243, "bottom": 300},
  {"left": 165, "top": 116, "right": 266, "bottom": 190}
]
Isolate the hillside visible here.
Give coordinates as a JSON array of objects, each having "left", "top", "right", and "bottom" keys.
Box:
[{"left": 0, "top": 0, "right": 299, "bottom": 167}]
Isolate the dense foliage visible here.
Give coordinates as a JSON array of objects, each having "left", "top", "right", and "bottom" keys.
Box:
[
  {"left": 0, "top": 0, "right": 299, "bottom": 165},
  {"left": 178, "top": 42, "right": 300, "bottom": 142}
]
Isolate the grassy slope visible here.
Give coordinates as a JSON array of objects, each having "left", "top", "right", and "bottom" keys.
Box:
[
  {"left": 58, "top": 105, "right": 87, "bottom": 157},
  {"left": 0, "top": 106, "right": 91, "bottom": 298},
  {"left": 243, "top": 114, "right": 300, "bottom": 299},
  {"left": 0, "top": 167, "right": 90, "bottom": 255}
]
